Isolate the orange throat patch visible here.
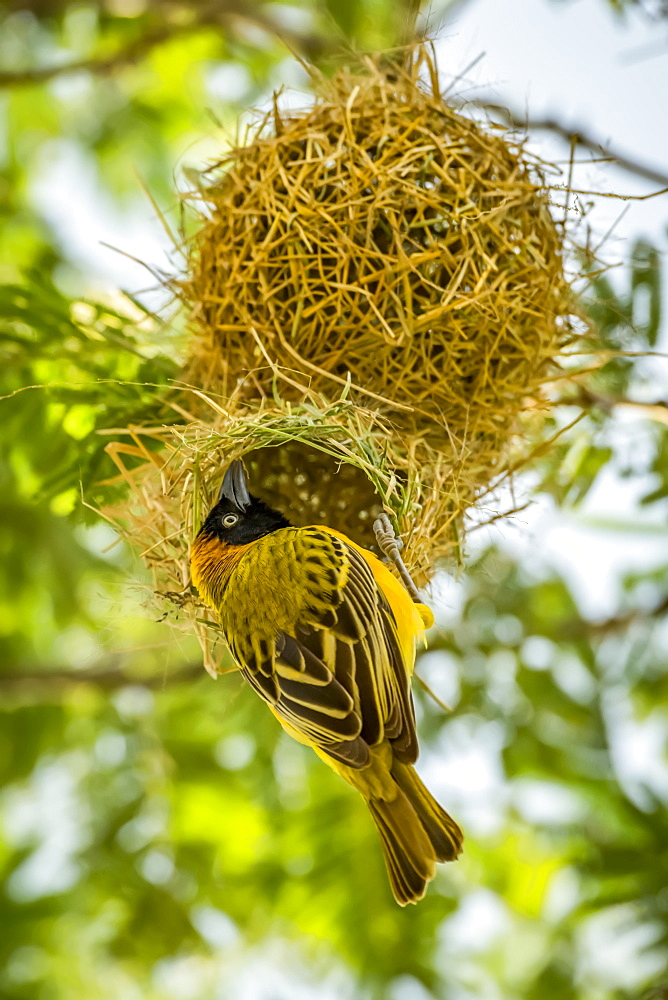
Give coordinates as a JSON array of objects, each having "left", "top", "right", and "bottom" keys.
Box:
[{"left": 190, "top": 533, "right": 250, "bottom": 609}]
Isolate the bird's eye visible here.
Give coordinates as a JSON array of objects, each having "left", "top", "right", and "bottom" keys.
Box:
[{"left": 222, "top": 513, "right": 239, "bottom": 528}]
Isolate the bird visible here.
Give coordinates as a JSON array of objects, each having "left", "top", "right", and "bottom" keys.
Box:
[{"left": 190, "top": 459, "right": 463, "bottom": 905}]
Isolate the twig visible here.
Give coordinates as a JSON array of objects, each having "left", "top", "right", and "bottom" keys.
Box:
[
  {"left": 0, "top": 660, "right": 230, "bottom": 697},
  {"left": 466, "top": 501, "right": 532, "bottom": 533},
  {"left": 475, "top": 101, "right": 668, "bottom": 189},
  {"left": 572, "top": 385, "right": 668, "bottom": 426},
  {"left": 414, "top": 671, "right": 452, "bottom": 713}
]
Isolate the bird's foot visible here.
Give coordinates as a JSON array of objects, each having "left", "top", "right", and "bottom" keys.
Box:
[
  {"left": 374, "top": 512, "right": 403, "bottom": 558},
  {"left": 373, "top": 513, "right": 421, "bottom": 603}
]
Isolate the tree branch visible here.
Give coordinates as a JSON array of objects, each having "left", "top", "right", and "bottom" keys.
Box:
[
  {"left": 474, "top": 100, "right": 668, "bottom": 189},
  {"left": 565, "top": 595, "right": 668, "bottom": 640},
  {"left": 0, "top": 22, "right": 200, "bottom": 88},
  {"left": 570, "top": 385, "right": 668, "bottom": 426},
  {"left": 0, "top": 2, "right": 329, "bottom": 90},
  {"left": 0, "top": 660, "right": 211, "bottom": 697}
]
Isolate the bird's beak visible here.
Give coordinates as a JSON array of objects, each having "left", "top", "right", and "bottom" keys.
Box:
[{"left": 219, "top": 459, "right": 251, "bottom": 511}]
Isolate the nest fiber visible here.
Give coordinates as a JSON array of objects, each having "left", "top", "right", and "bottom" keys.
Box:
[
  {"left": 109, "top": 46, "right": 576, "bottom": 659},
  {"left": 184, "top": 49, "right": 571, "bottom": 425}
]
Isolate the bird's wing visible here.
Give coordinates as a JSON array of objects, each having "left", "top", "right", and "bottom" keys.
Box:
[{"left": 223, "top": 527, "right": 418, "bottom": 769}]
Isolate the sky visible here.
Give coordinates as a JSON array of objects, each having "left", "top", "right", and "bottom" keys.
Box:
[{"left": 434, "top": 0, "right": 668, "bottom": 619}]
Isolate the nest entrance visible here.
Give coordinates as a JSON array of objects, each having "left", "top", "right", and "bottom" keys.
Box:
[{"left": 243, "top": 443, "right": 383, "bottom": 550}]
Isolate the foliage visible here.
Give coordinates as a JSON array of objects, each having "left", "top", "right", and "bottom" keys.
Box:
[{"left": 1, "top": 2, "right": 667, "bottom": 999}]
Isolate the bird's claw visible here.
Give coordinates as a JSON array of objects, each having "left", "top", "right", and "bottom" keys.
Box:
[
  {"left": 373, "top": 513, "right": 421, "bottom": 603},
  {"left": 373, "top": 513, "right": 403, "bottom": 558}
]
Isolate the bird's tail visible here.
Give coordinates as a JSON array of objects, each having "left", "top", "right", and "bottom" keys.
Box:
[{"left": 366, "top": 761, "right": 463, "bottom": 906}]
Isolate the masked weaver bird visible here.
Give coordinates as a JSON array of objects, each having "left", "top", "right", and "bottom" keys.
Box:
[{"left": 190, "top": 460, "right": 463, "bottom": 904}]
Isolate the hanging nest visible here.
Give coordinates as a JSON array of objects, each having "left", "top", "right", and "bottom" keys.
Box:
[{"left": 106, "top": 45, "right": 580, "bottom": 670}]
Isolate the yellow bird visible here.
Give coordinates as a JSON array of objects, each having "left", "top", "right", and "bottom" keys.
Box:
[{"left": 191, "top": 460, "right": 463, "bottom": 904}]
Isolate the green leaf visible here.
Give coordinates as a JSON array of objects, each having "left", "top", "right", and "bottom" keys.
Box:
[
  {"left": 324, "top": 0, "right": 359, "bottom": 37},
  {"left": 631, "top": 239, "right": 662, "bottom": 347}
]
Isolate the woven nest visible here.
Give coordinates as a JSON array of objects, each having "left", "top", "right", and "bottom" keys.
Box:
[{"left": 107, "top": 45, "right": 579, "bottom": 669}]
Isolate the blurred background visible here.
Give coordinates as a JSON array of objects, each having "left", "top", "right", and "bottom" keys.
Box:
[{"left": 1, "top": 1, "right": 667, "bottom": 998}]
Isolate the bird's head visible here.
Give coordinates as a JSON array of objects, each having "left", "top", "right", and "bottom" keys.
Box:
[{"left": 198, "top": 459, "right": 291, "bottom": 546}]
